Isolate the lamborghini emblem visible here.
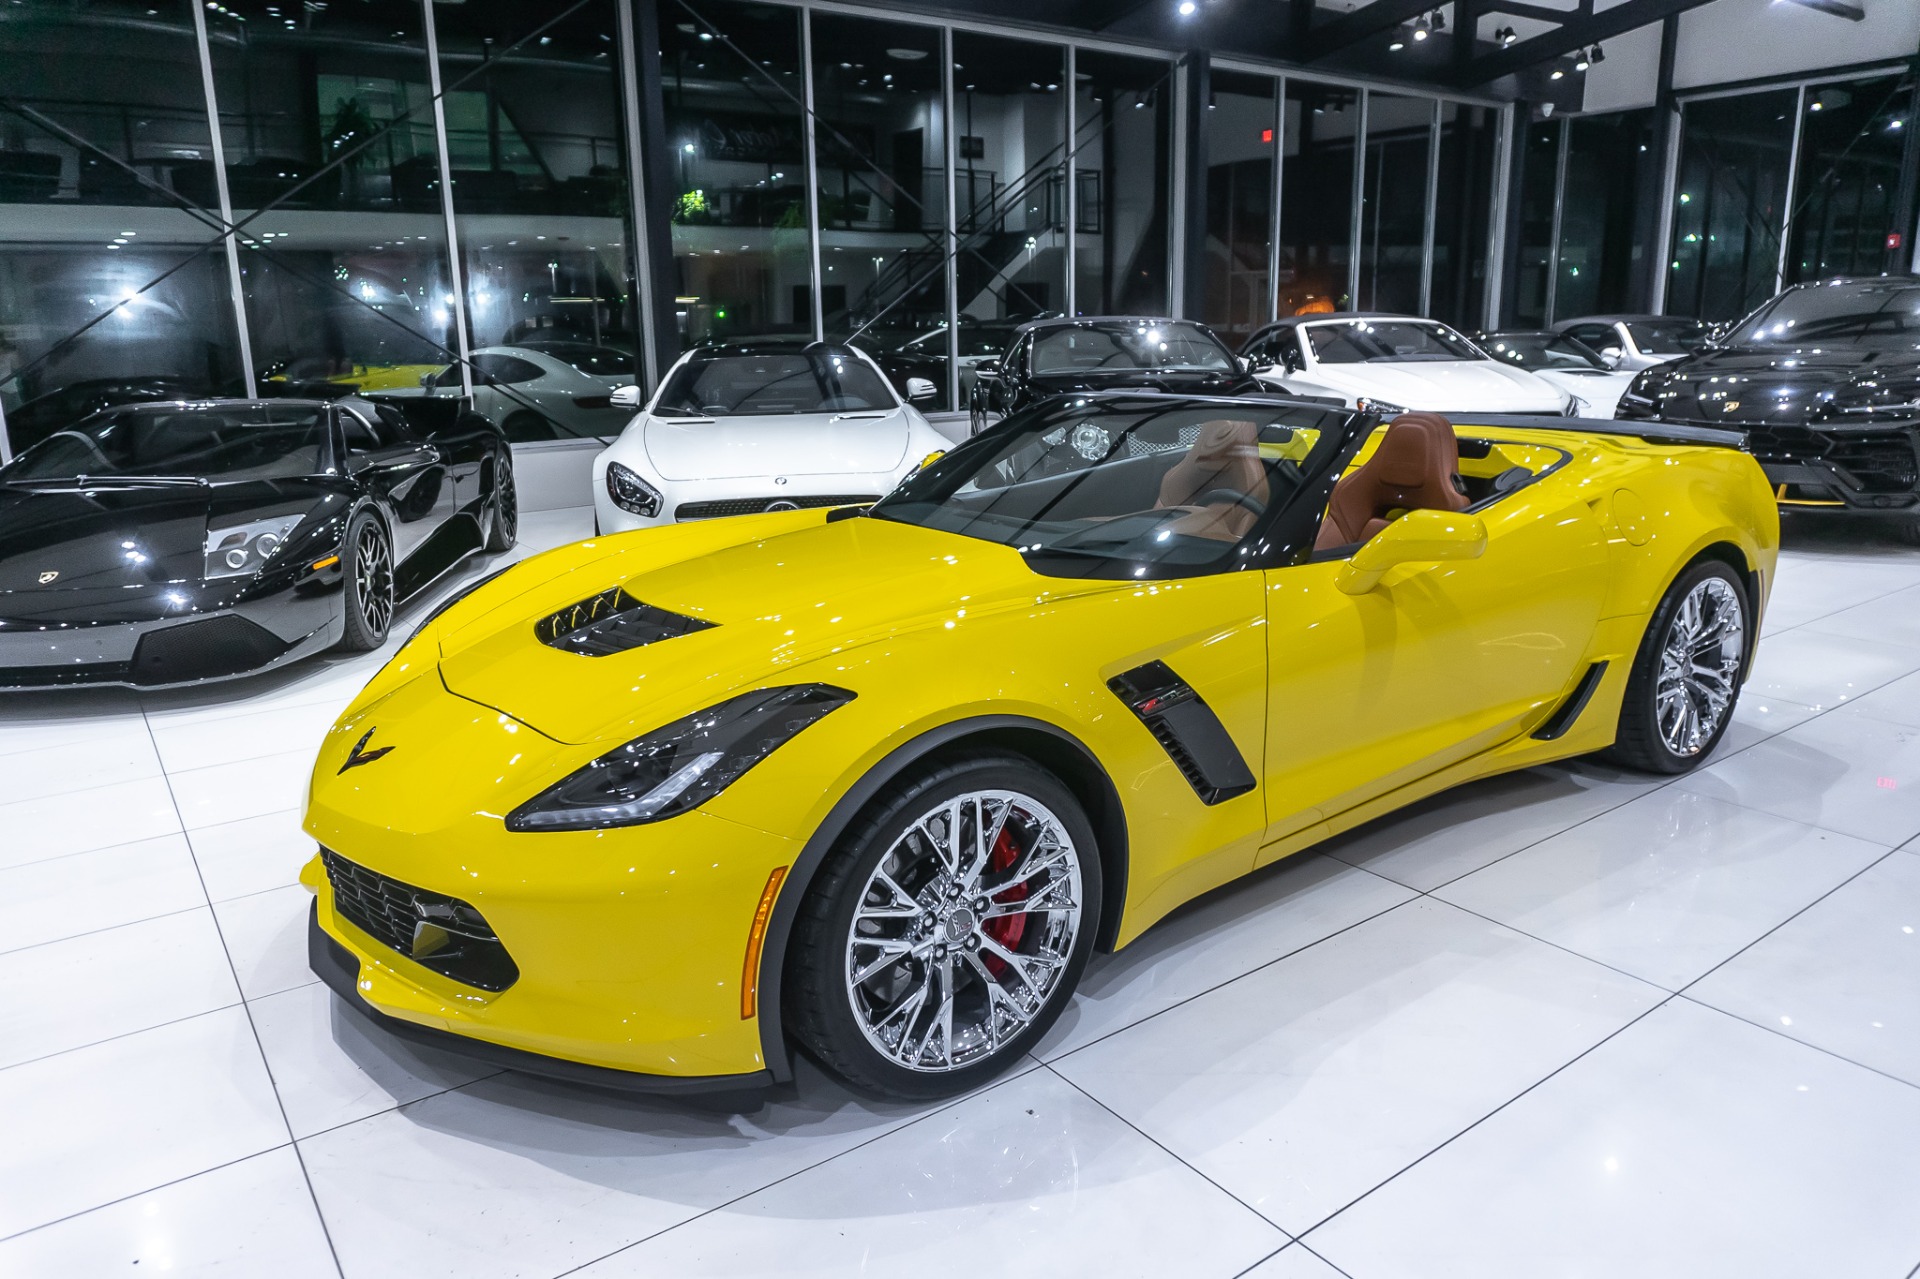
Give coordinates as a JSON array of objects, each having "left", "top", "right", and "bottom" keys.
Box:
[
  {"left": 1722, "top": 400, "right": 1740, "bottom": 413},
  {"left": 338, "top": 727, "right": 395, "bottom": 773},
  {"left": 37, "top": 571, "right": 58, "bottom": 584}
]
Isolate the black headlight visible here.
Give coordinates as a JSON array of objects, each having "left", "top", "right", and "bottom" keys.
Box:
[
  {"left": 606, "top": 460, "right": 662, "bottom": 517},
  {"left": 505, "top": 684, "right": 855, "bottom": 832}
]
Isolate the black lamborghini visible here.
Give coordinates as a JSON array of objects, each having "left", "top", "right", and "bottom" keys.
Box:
[{"left": 0, "top": 397, "right": 516, "bottom": 689}]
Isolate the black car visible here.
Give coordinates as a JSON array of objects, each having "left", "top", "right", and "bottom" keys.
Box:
[
  {"left": 968, "top": 317, "right": 1260, "bottom": 434},
  {"left": 0, "top": 397, "right": 516, "bottom": 689},
  {"left": 1615, "top": 278, "right": 1920, "bottom": 532},
  {"left": 4, "top": 376, "right": 215, "bottom": 455}
]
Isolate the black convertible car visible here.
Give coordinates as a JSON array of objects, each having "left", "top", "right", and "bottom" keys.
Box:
[
  {"left": 0, "top": 397, "right": 516, "bottom": 689},
  {"left": 968, "top": 317, "right": 1260, "bottom": 434},
  {"left": 1615, "top": 277, "right": 1920, "bottom": 533}
]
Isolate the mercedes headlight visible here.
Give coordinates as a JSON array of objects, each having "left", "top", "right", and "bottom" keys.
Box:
[
  {"left": 505, "top": 684, "right": 855, "bottom": 832},
  {"left": 606, "top": 460, "right": 663, "bottom": 517},
  {"left": 1355, "top": 397, "right": 1408, "bottom": 419},
  {"left": 203, "top": 515, "right": 301, "bottom": 580}
]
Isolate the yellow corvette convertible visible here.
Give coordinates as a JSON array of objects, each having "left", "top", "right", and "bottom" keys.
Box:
[{"left": 302, "top": 394, "right": 1777, "bottom": 1100}]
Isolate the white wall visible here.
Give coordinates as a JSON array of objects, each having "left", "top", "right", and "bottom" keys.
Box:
[
  {"left": 1579, "top": 20, "right": 1663, "bottom": 113},
  {"left": 1673, "top": 0, "right": 1920, "bottom": 91}
]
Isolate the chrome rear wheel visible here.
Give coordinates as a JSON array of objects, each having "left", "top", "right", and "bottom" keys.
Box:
[{"left": 1655, "top": 575, "right": 1744, "bottom": 757}]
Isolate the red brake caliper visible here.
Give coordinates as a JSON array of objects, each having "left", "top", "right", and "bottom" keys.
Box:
[{"left": 981, "top": 823, "right": 1029, "bottom": 978}]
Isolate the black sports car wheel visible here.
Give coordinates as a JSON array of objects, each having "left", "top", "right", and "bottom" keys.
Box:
[
  {"left": 786, "top": 754, "right": 1101, "bottom": 1100},
  {"left": 1608, "top": 560, "right": 1750, "bottom": 773},
  {"left": 338, "top": 513, "right": 395, "bottom": 652},
  {"left": 484, "top": 455, "right": 518, "bottom": 553}
]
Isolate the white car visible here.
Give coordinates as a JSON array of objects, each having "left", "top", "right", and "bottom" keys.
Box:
[
  {"left": 592, "top": 343, "right": 952, "bottom": 533},
  {"left": 1475, "top": 330, "right": 1640, "bottom": 417},
  {"left": 1551, "top": 315, "right": 1710, "bottom": 373},
  {"left": 421, "top": 342, "right": 637, "bottom": 441},
  {"left": 1240, "top": 313, "right": 1572, "bottom": 417}
]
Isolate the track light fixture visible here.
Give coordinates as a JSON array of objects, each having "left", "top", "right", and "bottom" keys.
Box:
[
  {"left": 1431, "top": 9, "right": 1445, "bottom": 31},
  {"left": 1494, "top": 25, "right": 1517, "bottom": 46},
  {"left": 1590, "top": 43, "right": 1605, "bottom": 63},
  {"left": 1412, "top": 12, "right": 1430, "bottom": 39},
  {"left": 1574, "top": 50, "right": 1590, "bottom": 71}
]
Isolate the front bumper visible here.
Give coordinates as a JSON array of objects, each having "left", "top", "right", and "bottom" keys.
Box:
[
  {"left": 591, "top": 460, "right": 905, "bottom": 534},
  {"left": 0, "top": 590, "right": 340, "bottom": 689},
  {"left": 308, "top": 904, "right": 773, "bottom": 1096}
]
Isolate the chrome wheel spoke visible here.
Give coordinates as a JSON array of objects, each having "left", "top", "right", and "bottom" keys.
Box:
[
  {"left": 844, "top": 787, "right": 1082, "bottom": 1073},
  {"left": 1655, "top": 577, "right": 1745, "bottom": 757}
]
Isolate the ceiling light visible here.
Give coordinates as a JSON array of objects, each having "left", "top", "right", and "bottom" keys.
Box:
[
  {"left": 1177, "top": 0, "right": 1197, "bottom": 14},
  {"left": 1590, "top": 43, "right": 1605, "bottom": 63},
  {"left": 1495, "top": 25, "right": 1516, "bottom": 45},
  {"left": 1431, "top": 8, "right": 1445, "bottom": 30},
  {"left": 1389, "top": 38, "right": 1405, "bottom": 49},
  {"left": 1550, "top": 67, "right": 1565, "bottom": 79},
  {"left": 1574, "top": 52, "right": 1590, "bottom": 71}
]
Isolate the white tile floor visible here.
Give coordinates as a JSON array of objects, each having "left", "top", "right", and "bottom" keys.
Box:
[{"left": 4, "top": 509, "right": 1920, "bottom": 1279}]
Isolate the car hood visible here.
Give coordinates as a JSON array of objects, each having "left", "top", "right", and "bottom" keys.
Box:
[
  {"left": 1531, "top": 367, "right": 1639, "bottom": 409},
  {"left": 641, "top": 409, "right": 915, "bottom": 481},
  {"left": 433, "top": 513, "right": 1117, "bottom": 745},
  {"left": 1027, "top": 368, "right": 1258, "bottom": 398},
  {"left": 1629, "top": 345, "right": 1920, "bottom": 426},
  {"left": 1282, "top": 360, "right": 1565, "bottom": 412},
  {"left": 0, "top": 479, "right": 332, "bottom": 618}
]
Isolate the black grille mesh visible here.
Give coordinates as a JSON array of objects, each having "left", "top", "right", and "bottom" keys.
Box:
[
  {"left": 1744, "top": 427, "right": 1918, "bottom": 495},
  {"left": 322, "top": 849, "right": 519, "bottom": 991},
  {"left": 675, "top": 494, "right": 879, "bottom": 521}
]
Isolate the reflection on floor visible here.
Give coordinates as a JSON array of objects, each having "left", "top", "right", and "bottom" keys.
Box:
[{"left": 4, "top": 508, "right": 1920, "bottom": 1278}]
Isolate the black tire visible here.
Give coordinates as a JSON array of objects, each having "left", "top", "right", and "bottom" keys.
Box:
[
  {"left": 785, "top": 753, "right": 1102, "bottom": 1101},
  {"left": 1607, "top": 559, "right": 1751, "bottom": 774},
  {"left": 483, "top": 454, "right": 518, "bottom": 553},
  {"left": 336, "top": 511, "right": 395, "bottom": 653}
]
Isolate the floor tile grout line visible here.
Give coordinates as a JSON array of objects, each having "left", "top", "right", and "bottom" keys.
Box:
[
  {"left": 1293, "top": 1240, "right": 1361, "bottom": 1278},
  {"left": 1672, "top": 991, "right": 1920, "bottom": 1097},
  {"left": 1229, "top": 1243, "right": 1292, "bottom": 1279},
  {"left": 538, "top": 1058, "right": 1055, "bottom": 1279},
  {"left": 1291, "top": 992, "right": 1682, "bottom": 1246},
  {"left": 0, "top": 1144, "right": 299, "bottom": 1247},
  {"left": 285, "top": 1067, "right": 510, "bottom": 1146},
  {"left": 137, "top": 707, "right": 349, "bottom": 1279},
  {"left": 0, "top": 903, "right": 208, "bottom": 960},
  {"left": 0, "top": 997, "right": 246, "bottom": 1077},
  {"left": 1043, "top": 1062, "right": 1298, "bottom": 1242},
  {"left": 1041, "top": 882, "right": 1418, "bottom": 1068}
]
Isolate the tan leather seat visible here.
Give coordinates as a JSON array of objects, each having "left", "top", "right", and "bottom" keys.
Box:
[
  {"left": 1313, "top": 412, "right": 1467, "bottom": 551},
  {"left": 1154, "top": 418, "right": 1269, "bottom": 541}
]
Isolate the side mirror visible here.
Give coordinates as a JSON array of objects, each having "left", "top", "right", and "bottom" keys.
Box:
[
  {"left": 974, "top": 360, "right": 1001, "bottom": 381},
  {"left": 1336, "top": 510, "right": 1487, "bottom": 595},
  {"left": 905, "top": 376, "right": 937, "bottom": 402},
  {"left": 420, "top": 370, "right": 441, "bottom": 390},
  {"left": 1600, "top": 347, "right": 1625, "bottom": 368},
  {"left": 610, "top": 384, "right": 644, "bottom": 410}
]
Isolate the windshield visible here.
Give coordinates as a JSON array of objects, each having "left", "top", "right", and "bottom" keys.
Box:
[
  {"left": 2, "top": 404, "right": 330, "bottom": 482},
  {"left": 653, "top": 348, "right": 896, "bottom": 417},
  {"left": 1481, "top": 333, "right": 1608, "bottom": 371},
  {"left": 1304, "top": 320, "right": 1482, "bottom": 363},
  {"left": 1734, "top": 283, "right": 1920, "bottom": 346},
  {"left": 1030, "top": 323, "right": 1235, "bottom": 374},
  {"left": 520, "top": 343, "right": 635, "bottom": 377},
  {"left": 870, "top": 396, "right": 1357, "bottom": 579},
  {"left": 1622, "top": 319, "right": 1708, "bottom": 353}
]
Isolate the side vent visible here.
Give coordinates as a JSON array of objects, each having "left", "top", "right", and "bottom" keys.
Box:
[
  {"left": 1108, "top": 660, "right": 1257, "bottom": 805},
  {"left": 1532, "top": 660, "right": 1609, "bottom": 741},
  {"left": 536, "top": 587, "right": 716, "bottom": 657}
]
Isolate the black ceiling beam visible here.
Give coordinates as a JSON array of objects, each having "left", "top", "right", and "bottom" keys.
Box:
[
  {"left": 1301, "top": 0, "right": 1444, "bottom": 61},
  {"left": 1451, "top": 0, "right": 1716, "bottom": 85}
]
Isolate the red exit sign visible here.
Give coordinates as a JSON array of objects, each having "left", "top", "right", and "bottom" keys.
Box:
[{"left": 1891, "top": 232, "right": 1905, "bottom": 251}]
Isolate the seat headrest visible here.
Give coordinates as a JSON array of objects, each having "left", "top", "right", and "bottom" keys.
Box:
[{"left": 1189, "top": 417, "right": 1259, "bottom": 463}]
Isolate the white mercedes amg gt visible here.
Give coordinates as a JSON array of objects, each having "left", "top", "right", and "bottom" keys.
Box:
[
  {"left": 1241, "top": 313, "right": 1573, "bottom": 417},
  {"left": 591, "top": 343, "right": 952, "bottom": 532}
]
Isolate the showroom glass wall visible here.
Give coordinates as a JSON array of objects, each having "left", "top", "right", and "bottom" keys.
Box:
[{"left": 0, "top": 0, "right": 1512, "bottom": 453}]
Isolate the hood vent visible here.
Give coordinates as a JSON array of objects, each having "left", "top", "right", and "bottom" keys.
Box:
[{"left": 536, "top": 587, "right": 716, "bottom": 657}]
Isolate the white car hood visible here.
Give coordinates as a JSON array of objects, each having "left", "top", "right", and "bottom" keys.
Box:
[
  {"left": 642, "top": 409, "right": 915, "bottom": 481},
  {"left": 1283, "top": 360, "right": 1567, "bottom": 413},
  {"left": 1532, "top": 367, "right": 1639, "bottom": 416}
]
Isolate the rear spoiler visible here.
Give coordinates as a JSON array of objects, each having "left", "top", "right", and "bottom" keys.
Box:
[{"left": 1461, "top": 414, "right": 1747, "bottom": 450}]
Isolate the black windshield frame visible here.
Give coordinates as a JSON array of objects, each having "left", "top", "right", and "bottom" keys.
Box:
[{"left": 868, "top": 393, "right": 1368, "bottom": 580}]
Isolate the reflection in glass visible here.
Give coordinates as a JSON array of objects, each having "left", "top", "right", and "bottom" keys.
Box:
[
  {"left": 809, "top": 12, "right": 946, "bottom": 349},
  {"left": 1277, "top": 80, "right": 1356, "bottom": 318},
  {"left": 0, "top": 0, "right": 245, "bottom": 453},
  {"left": 1786, "top": 75, "right": 1914, "bottom": 285},
  {"left": 1358, "top": 93, "right": 1431, "bottom": 314},
  {"left": 1073, "top": 51, "right": 1173, "bottom": 317},
  {"left": 1669, "top": 89, "right": 1797, "bottom": 321},
  {"left": 1430, "top": 103, "right": 1496, "bottom": 330},
  {"left": 1202, "top": 71, "right": 1276, "bottom": 346},
  {"left": 202, "top": 0, "right": 459, "bottom": 403},
  {"left": 1557, "top": 110, "right": 1659, "bottom": 319},
  {"left": 433, "top": 0, "right": 638, "bottom": 441},
  {"left": 664, "top": 1, "right": 810, "bottom": 344},
  {"left": 1511, "top": 120, "right": 1560, "bottom": 327}
]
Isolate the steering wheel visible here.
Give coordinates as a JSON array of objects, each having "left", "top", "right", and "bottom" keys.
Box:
[{"left": 1197, "top": 487, "right": 1265, "bottom": 516}]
